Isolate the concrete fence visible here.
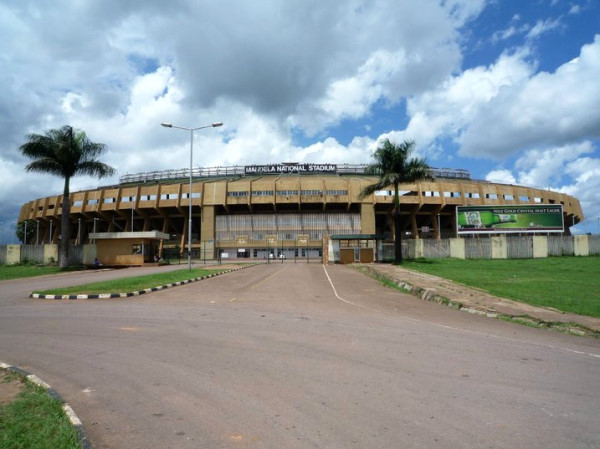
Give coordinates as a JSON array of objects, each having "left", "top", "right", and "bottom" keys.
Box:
[
  {"left": 383, "top": 234, "right": 599, "bottom": 261},
  {"left": 1, "top": 235, "right": 598, "bottom": 265},
  {"left": 0, "top": 244, "right": 95, "bottom": 266}
]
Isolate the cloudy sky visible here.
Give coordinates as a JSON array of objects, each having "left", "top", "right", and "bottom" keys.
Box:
[{"left": 1, "top": 0, "right": 599, "bottom": 241}]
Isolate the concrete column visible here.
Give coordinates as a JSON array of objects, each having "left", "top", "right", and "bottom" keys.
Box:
[
  {"left": 414, "top": 239, "right": 425, "bottom": 259},
  {"left": 410, "top": 209, "right": 418, "bottom": 239},
  {"left": 360, "top": 203, "right": 376, "bottom": 234},
  {"left": 491, "top": 235, "right": 507, "bottom": 259},
  {"left": 532, "top": 236, "right": 548, "bottom": 258},
  {"left": 322, "top": 235, "right": 330, "bottom": 264},
  {"left": 449, "top": 238, "right": 465, "bottom": 259},
  {"left": 200, "top": 240, "right": 215, "bottom": 260},
  {"left": 201, "top": 205, "right": 216, "bottom": 242},
  {"left": 432, "top": 206, "right": 442, "bottom": 240},
  {"left": 43, "top": 244, "right": 59, "bottom": 264},
  {"left": 82, "top": 244, "right": 97, "bottom": 266},
  {"left": 574, "top": 234, "right": 589, "bottom": 256},
  {"left": 7, "top": 245, "right": 21, "bottom": 264},
  {"left": 201, "top": 205, "right": 216, "bottom": 259}
]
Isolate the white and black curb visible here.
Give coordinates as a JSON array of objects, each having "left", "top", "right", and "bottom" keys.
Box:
[
  {"left": 358, "top": 265, "right": 599, "bottom": 338},
  {"left": 0, "top": 361, "right": 90, "bottom": 449},
  {"left": 30, "top": 264, "right": 255, "bottom": 300}
]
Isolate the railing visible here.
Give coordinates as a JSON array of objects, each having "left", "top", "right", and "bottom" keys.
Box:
[{"left": 119, "top": 164, "right": 471, "bottom": 185}]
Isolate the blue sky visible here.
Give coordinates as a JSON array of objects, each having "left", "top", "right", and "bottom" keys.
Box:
[{"left": 1, "top": 0, "right": 599, "bottom": 241}]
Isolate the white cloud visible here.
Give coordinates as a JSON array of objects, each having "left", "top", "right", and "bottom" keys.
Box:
[
  {"left": 482, "top": 141, "right": 600, "bottom": 221},
  {"left": 295, "top": 136, "right": 376, "bottom": 164},
  {"left": 514, "top": 141, "right": 594, "bottom": 188},
  {"left": 293, "top": 42, "right": 460, "bottom": 134},
  {"left": 441, "top": 0, "right": 487, "bottom": 25},
  {"left": 459, "top": 36, "right": 600, "bottom": 158},
  {"left": 485, "top": 169, "right": 516, "bottom": 185},
  {"left": 492, "top": 26, "right": 521, "bottom": 43},
  {"left": 491, "top": 15, "right": 530, "bottom": 44},
  {"left": 526, "top": 17, "right": 562, "bottom": 40},
  {"left": 400, "top": 49, "right": 533, "bottom": 154},
  {"left": 558, "top": 154, "right": 600, "bottom": 222}
]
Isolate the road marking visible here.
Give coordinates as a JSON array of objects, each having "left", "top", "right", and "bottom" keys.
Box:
[
  {"left": 120, "top": 327, "right": 141, "bottom": 332},
  {"left": 250, "top": 267, "right": 285, "bottom": 290},
  {"left": 230, "top": 297, "right": 237, "bottom": 302},
  {"left": 322, "top": 265, "right": 367, "bottom": 309}
]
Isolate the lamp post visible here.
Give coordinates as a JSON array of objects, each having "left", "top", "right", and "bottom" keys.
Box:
[
  {"left": 161, "top": 121, "right": 223, "bottom": 270},
  {"left": 93, "top": 218, "right": 99, "bottom": 243}
]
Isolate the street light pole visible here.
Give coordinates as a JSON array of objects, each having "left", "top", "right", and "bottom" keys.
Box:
[
  {"left": 93, "top": 218, "right": 98, "bottom": 243},
  {"left": 161, "top": 121, "right": 223, "bottom": 270}
]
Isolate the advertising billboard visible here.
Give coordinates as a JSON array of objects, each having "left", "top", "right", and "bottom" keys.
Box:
[{"left": 456, "top": 205, "right": 564, "bottom": 234}]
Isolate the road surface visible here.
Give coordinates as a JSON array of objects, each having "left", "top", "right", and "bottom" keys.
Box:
[{"left": 1, "top": 263, "right": 599, "bottom": 448}]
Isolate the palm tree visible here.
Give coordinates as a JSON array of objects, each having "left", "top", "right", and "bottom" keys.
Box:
[
  {"left": 360, "top": 139, "right": 432, "bottom": 263},
  {"left": 20, "top": 125, "right": 115, "bottom": 269}
]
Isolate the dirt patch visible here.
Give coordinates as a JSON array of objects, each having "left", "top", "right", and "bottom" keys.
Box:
[{"left": 0, "top": 370, "right": 24, "bottom": 407}]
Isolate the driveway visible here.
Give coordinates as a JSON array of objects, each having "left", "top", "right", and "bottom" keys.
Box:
[{"left": 1, "top": 263, "right": 599, "bottom": 449}]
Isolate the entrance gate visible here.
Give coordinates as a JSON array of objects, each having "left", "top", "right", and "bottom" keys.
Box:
[{"left": 331, "top": 234, "right": 384, "bottom": 264}]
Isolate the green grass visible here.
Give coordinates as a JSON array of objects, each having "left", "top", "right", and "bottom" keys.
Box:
[
  {"left": 34, "top": 267, "right": 226, "bottom": 295},
  {"left": 0, "top": 370, "right": 81, "bottom": 449},
  {"left": 0, "top": 265, "right": 62, "bottom": 281},
  {"left": 402, "top": 257, "right": 600, "bottom": 318}
]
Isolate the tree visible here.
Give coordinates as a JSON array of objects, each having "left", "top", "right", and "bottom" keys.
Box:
[
  {"left": 360, "top": 139, "right": 432, "bottom": 263},
  {"left": 16, "top": 219, "right": 37, "bottom": 244},
  {"left": 20, "top": 125, "right": 115, "bottom": 269}
]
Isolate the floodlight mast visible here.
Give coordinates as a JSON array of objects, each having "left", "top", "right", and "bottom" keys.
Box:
[{"left": 160, "top": 121, "right": 223, "bottom": 269}]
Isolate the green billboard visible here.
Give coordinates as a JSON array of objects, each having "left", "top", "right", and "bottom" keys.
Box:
[{"left": 456, "top": 205, "right": 564, "bottom": 234}]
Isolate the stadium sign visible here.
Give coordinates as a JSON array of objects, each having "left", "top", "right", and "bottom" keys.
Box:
[
  {"left": 456, "top": 205, "right": 564, "bottom": 234},
  {"left": 245, "top": 164, "right": 337, "bottom": 174}
]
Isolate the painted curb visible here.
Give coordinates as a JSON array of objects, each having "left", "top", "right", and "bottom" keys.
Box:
[
  {"left": 30, "top": 264, "right": 255, "bottom": 300},
  {"left": 0, "top": 361, "right": 90, "bottom": 449}
]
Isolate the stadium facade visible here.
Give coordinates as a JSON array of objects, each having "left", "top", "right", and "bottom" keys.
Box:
[{"left": 18, "top": 163, "right": 584, "bottom": 261}]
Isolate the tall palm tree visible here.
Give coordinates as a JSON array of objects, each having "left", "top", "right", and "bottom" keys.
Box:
[
  {"left": 20, "top": 125, "right": 115, "bottom": 269},
  {"left": 360, "top": 138, "right": 432, "bottom": 263}
]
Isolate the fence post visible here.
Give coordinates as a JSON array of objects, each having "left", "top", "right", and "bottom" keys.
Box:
[
  {"left": 574, "top": 235, "right": 590, "bottom": 256},
  {"left": 532, "top": 236, "right": 548, "bottom": 258},
  {"left": 449, "top": 238, "right": 465, "bottom": 259},
  {"left": 491, "top": 235, "right": 508, "bottom": 259}
]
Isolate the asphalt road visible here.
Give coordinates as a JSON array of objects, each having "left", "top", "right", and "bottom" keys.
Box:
[{"left": 1, "top": 263, "right": 599, "bottom": 449}]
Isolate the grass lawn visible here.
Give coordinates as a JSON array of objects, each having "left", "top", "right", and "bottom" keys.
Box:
[
  {"left": 0, "top": 370, "right": 81, "bottom": 449},
  {"left": 0, "top": 265, "right": 63, "bottom": 281},
  {"left": 403, "top": 257, "right": 600, "bottom": 318},
  {"left": 34, "top": 267, "right": 226, "bottom": 295}
]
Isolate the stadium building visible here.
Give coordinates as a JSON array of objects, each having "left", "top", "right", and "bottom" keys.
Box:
[{"left": 18, "top": 163, "right": 583, "bottom": 264}]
